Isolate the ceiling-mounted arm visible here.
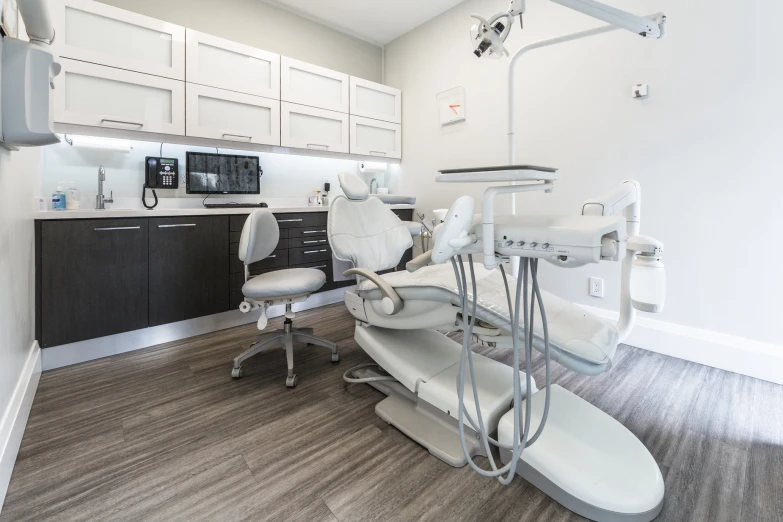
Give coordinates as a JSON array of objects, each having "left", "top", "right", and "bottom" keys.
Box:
[
  {"left": 17, "top": 0, "right": 55, "bottom": 46},
  {"left": 550, "top": 0, "right": 666, "bottom": 39}
]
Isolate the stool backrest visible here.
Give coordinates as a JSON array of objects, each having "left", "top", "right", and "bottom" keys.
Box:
[{"left": 238, "top": 209, "right": 280, "bottom": 265}]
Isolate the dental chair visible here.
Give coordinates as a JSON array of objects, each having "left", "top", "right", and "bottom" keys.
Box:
[
  {"left": 328, "top": 173, "right": 666, "bottom": 521},
  {"left": 232, "top": 209, "right": 339, "bottom": 387}
]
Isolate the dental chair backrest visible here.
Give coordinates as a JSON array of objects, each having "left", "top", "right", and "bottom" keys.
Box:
[{"left": 328, "top": 172, "right": 413, "bottom": 273}]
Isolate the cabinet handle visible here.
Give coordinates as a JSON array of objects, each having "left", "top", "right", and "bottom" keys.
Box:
[
  {"left": 94, "top": 226, "right": 141, "bottom": 231},
  {"left": 158, "top": 224, "right": 196, "bottom": 228},
  {"left": 306, "top": 143, "right": 329, "bottom": 150},
  {"left": 369, "top": 151, "right": 388, "bottom": 156},
  {"left": 303, "top": 230, "right": 326, "bottom": 234},
  {"left": 303, "top": 240, "right": 327, "bottom": 244},
  {"left": 100, "top": 118, "right": 144, "bottom": 128},
  {"left": 304, "top": 249, "right": 328, "bottom": 254},
  {"left": 266, "top": 255, "right": 277, "bottom": 258},
  {"left": 277, "top": 219, "right": 303, "bottom": 223},
  {"left": 222, "top": 133, "right": 252, "bottom": 141},
  {"left": 311, "top": 265, "right": 328, "bottom": 269}
]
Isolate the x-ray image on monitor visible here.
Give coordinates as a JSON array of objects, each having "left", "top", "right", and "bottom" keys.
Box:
[{"left": 186, "top": 152, "right": 261, "bottom": 194}]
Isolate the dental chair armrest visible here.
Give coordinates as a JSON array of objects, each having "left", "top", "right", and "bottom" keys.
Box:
[
  {"left": 343, "top": 268, "right": 404, "bottom": 315},
  {"left": 406, "top": 251, "right": 432, "bottom": 273}
]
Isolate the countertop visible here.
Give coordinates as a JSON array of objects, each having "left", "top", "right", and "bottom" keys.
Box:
[{"left": 34, "top": 203, "right": 416, "bottom": 220}]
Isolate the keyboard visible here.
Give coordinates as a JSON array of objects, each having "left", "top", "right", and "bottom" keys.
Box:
[{"left": 204, "top": 202, "right": 268, "bottom": 209}]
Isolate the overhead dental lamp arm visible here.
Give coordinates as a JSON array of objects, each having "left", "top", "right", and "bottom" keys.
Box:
[{"left": 17, "top": 0, "right": 56, "bottom": 46}]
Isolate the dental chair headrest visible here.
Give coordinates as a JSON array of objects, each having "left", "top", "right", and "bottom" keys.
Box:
[{"left": 338, "top": 172, "right": 370, "bottom": 201}]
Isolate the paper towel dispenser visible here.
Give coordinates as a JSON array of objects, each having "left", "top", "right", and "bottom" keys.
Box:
[{"left": 0, "top": 36, "right": 61, "bottom": 147}]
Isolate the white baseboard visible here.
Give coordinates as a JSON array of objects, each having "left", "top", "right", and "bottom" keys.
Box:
[
  {"left": 581, "top": 304, "right": 783, "bottom": 385},
  {"left": 0, "top": 342, "right": 41, "bottom": 514},
  {"left": 42, "top": 287, "right": 351, "bottom": 371}
]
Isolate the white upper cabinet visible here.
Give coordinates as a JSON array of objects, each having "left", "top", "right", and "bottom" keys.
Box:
[
  {"left": 55, "top": 59, "right": 185, "bottom": 136},
  {"left": 281, "top": 102, "right": 349, "bottom": 154},
  {"left": 50, "top": 0, "right": 185, "bottom": 80},
  {"left": 186, "top": 84, "right": 280, "bottom": 146},
  {"left": 186, "top": 29, "right": 280, "bottom": 99},
  {"left": 350, "top": 116, "right": 401, "bottom": 159},
  {"left": 281, "top": 57, "right": 349, "bottom": 113},
  {"left": 350, "top": 77, "right": 401, "bottom": 124}
]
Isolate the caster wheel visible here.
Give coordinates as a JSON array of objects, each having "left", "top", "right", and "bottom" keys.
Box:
[
  {"left": 286, "top": 374, "right": 299, "bottom": 388},
  {"left": 331, "top": 353, "right": 340, "bottom": 363},
  {"left": 231, "top": 366, "right": 244, "bottom": 379}
]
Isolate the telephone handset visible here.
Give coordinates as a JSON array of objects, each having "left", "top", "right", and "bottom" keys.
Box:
[{"left": 142, "top": 157, "right": 179, "bottom": 209}]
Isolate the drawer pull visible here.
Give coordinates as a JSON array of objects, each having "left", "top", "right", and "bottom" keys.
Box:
[
  {"left": 223, "top": 133, "right": 252, "bottom": 141},
  {"left": 311, "top": 265, "right": 328, "bottom": 269},
  {"left": 158, "top": 224, "right": 196, "bottom": 228},
  {"left": 303, "top": 240, "right": 327, "bottom": 244},
  {"left": 369, "top": 151, "right": 388, "bottom": 156},
  {"left": 267, "top": 255, "right": 277, "bottom": 259},
  {"left": 307, "top": 143, "right": 329, "bottom": 150},
  {"left": 100, "top": 118, "right": 144, "bottom": 128},
  {"left": 94, "top": 226, "right": 141, "bottom": 231},
  {"left": 277, "top": 219, "right": 303, "bottom": 223},
  {"left": 302, "top": 230, "right": 327, "bottom": 234},
  {"left": 304, "top": 249, "right": 328, "bottom": 254}
]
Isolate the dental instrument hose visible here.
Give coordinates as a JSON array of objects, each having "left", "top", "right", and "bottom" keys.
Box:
[{"left": 452, "top": 255, "right": 551, "bottom": 484}]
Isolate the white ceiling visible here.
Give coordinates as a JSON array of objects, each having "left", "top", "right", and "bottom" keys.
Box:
[{"left": 266, "top": 0, "right": 466, "bottom": 46}]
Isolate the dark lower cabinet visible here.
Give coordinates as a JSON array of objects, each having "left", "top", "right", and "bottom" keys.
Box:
[
  {"left": 148, "top": 216, "right": 229, "bottom": 327},
  {"left": 40, "top": 218, "right": 149, "bottom": 347}
]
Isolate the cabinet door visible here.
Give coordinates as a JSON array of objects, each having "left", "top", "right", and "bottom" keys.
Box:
[
  {"left": 186, "top": 29, "right": 280, "bottom": 98},
  {"left": 149, "top": 216, "right": 229, "bottom": 327},
  {"left": 281, "top": 57, "right": 349, "bottom": 113},
  {"left": 40, "top": 219, "right": 148, "bottom": 347},
  {"left": 350, "top": 77, "right": 401, "bottom": 124},
  {"left": 281, "top": 102, "right": 349, "bottom": 154},
  {"left": 50, "top": 0, "right": 185, "bottom": 80},
  {"left": 186, "top": 84, "right": 280, "bottom": 146},
  {"left": 55, "top": 59, "right": 185, "bottom": 136},
  {"left": 350, "top": 116, "right": 402, "bottom": 159}
]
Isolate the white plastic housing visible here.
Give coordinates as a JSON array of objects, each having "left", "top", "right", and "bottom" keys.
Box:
[
  {"left": 1, "top": 37, "right": 60, "bottom": 146},
  {"left": 631, "top": 256, "right": 666, "bottom": 313}
]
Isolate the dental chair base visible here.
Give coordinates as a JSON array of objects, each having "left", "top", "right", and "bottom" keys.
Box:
[
  {"left": 352, "top": 323, "right": 537, "bottom": 467},
  {"left": 498, "top": 385, "right": 664, "bottom": 522}
]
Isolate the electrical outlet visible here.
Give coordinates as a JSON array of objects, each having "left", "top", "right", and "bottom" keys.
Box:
[{"left": 589, "top": 277, "right": 604, "bottom": 298}]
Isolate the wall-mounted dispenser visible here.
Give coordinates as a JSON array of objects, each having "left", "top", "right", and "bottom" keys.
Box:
[{"left": 0, "top": 0, "right": 60, "bottom": 148}]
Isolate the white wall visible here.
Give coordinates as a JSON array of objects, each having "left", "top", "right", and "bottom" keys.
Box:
[
  {"left": 96, "top": 0, "right": 382, "bottom": 82},
  {"left": 40, "top": 139, "right": 391, "bottom": 207},
  {"left": 386, "top": 0, "right": 783, "bottom": 346},
  {"left": 0, "top": 145, "right": 40, "bottom": 454}
]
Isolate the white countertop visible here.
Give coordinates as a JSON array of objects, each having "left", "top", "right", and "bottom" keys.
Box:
[{"left": 35, "top": 202, "right": 415, "bottom": 220}]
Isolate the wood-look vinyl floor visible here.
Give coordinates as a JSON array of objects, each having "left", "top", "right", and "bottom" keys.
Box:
[{"left": 2, "top": 303, "right": 781, "bottom": 521}]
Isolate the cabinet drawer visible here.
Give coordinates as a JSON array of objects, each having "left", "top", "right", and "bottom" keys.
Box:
[
  {"left": 350, "top": 77, "right": 401, "bottom": 124},
  {"left": 231, "top": 248, "right": 288, "bottom": 274},
  {"left": 275, "top": 212, "right": 327, "bottom": 230},
  {"left": 55, "top": 59, "right": 185, "bottom": 136},
  {"left": 392, "top": 209, "right": 414, "bottom": 221},
  {"left": 186, "top": 29, "right": 280, "bottom": 98},
  {"left": 281, "top": 57, "right": 349, "bottom": 113},
  {"left": 50, "top": 0, "right": 185, "bottom": 80},
  {"left": 281, "top": 102, "right": 349, "bottom": 154},
  {"left": 186, "top": 84, "right": 280, "bottom": 146},
  {"left": 230, "top": 227, "right": 288, "bottom": 241},
  {"left": 288, "top": 236, "right": 328, "bottom": 248},
  {"left": 289, "top": 245, "right": 331, "bottom": 265},
  {"left": 350, "top": 115, "right": 401, "bottom": 159}
]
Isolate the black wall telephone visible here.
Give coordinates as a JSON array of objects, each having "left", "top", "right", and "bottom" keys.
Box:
[{"left": 143, "top": 157, "right": 179, "bottom": 209}]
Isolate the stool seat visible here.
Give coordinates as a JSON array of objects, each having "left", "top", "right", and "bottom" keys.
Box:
[{"left": 242, "top": 268, "right": 326, "bottom": 300}]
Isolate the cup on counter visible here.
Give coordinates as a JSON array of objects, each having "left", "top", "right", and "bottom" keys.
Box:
[{"left": 378, "top": 188, "right": 389, "bottom": 195}]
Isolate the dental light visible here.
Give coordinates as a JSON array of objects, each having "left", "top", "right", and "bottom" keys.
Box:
[{"left": 471, "top": 0, "right": 666, "bottom": 59}]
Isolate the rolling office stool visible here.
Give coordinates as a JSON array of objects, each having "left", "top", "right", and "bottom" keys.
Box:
[{"left": 232, "top": 209, "right": 338, "bottom": 387}]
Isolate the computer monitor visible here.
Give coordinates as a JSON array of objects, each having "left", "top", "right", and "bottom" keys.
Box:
[{"left": 185, "top": 152, "right": 261, "bottom": 194}]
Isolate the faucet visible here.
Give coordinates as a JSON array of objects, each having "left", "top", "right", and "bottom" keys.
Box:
[
  {"left": 96, "top": 165, "right": 113, "bottom": 209},
  {"left": 370, "top": 178, "right": 379, "bottom": 195}
]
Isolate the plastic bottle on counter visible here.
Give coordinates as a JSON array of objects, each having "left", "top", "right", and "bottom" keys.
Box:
[
  {"left": 52, "top": 184, "right": 67, "bottom": 211},
  {"left": 65, "top": 182, "right": 81, "bottom": 210}
]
